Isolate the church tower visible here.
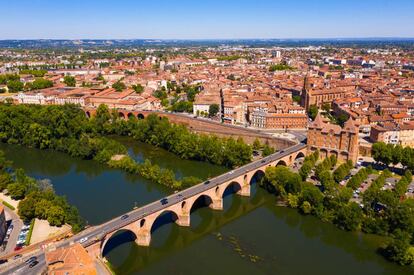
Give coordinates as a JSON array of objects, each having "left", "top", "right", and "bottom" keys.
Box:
[{"left": 301, "top": 74, "right": 311, "bottom": 110}]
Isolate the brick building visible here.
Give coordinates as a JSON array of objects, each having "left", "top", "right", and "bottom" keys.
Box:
[
  {"left": 300, "top": 76, "right": 356, "bottom": 110},
  {"left": 307, "top": 114, "right": 359, "bottom": 164},
  {"left": 251, "top": 108, "right": 308, "bottom": 129}
]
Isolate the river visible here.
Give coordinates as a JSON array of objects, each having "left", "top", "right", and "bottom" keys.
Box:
[{"left": 0, "top": 140, "right": 412, "bottom": 275}]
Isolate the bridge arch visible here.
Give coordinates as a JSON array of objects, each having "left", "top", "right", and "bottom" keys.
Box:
[
  {"left": 295, "top": 151, "right": 305, "bottom": 160},
  {"left": 340, "top": 151, "right": 349, "bottom": 162},
  {"left": 189, "top": 194, "right": 213, "bottom": 213},
  {"left": 137, "top": 113, "right": 145, "bottom": 120},
  {"left": 150, "top": 210, "right": 180, "bottom": 234},
  {"left": 320, "top": 148, "right": 328, "bottom": 159},
  {"left": 276, "top": 160, "right": 287, "bottom": 166},
  {"left": 118, "top": 112, "right": 126, "bottom": 120},
  {"left": 85, "top": 111, "right": 91, "bottom": 118},
  {"left": 249, "top": 169, "right": 265, "bottom": 185},
  {"left": 101, "top": 229, "right": 137, "bottom": 257},
  {"left": 220, "top": 181, "right": 242, "bottom": 198},
  {"left": 127, "top": 112, "right": 135, "bottom": 119}
]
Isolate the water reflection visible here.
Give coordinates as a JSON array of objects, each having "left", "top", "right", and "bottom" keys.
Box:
[{"left": 0, "top": 142, "right": 412, "bottom": 275}]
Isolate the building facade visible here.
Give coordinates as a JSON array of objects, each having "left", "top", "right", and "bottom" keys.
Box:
[
  {"left": 370, "top": 122, "right": 414, "bottom": 147},
  {"left": 307, "top": 114, "right": 359, "bottom": 164}
]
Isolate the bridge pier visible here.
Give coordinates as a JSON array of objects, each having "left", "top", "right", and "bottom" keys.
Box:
[
  {"left": 239, "top": 184, "right": 251, "bottom": 197},
  {"left": 137, "top": 230, "right": 151, "bottom": 247},
  {"left": 210, "top": 198, "right": 223, "bottom": 210},
  {"left": 177, "top": 214, "right": 190, "bottom": 226}
]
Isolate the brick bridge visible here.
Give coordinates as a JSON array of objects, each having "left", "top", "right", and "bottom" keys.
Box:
[
  {"left": 83, "top": 108, "right": 300, "bottom": 148},
  {"left": 82, "top": 143, "right": 307, "bottom": 259}
]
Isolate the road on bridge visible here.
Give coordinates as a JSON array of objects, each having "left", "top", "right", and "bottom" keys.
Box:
[{"left": 1, "top": 142, "right": 306, "bottom": 274}]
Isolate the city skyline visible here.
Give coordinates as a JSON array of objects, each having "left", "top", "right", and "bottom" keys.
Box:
[{"left": 1, "top": 0, "right": 414, "bottom": 39}]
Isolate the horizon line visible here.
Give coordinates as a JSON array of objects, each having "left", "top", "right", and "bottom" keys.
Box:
[{"left": 1, "top": 37, "right": 414, "bottom": 41}]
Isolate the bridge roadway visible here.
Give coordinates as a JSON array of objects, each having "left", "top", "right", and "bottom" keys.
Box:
[{"left": 2, "top": 142, "right": 306, "bottom": 274}]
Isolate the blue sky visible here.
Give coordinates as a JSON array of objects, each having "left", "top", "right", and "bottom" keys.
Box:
[{"left": 1, "top": 0, "right": 413, "bottom": 39}]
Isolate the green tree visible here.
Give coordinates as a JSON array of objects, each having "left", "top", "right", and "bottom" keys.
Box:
[
  {"left": 208, "top": 104, "right": 220, "bottom": 117},
  {"left": 382, "top": 230, "right": 414, "bottom": 265},
  {"left": 301, "top": 201, "right": 312, "bottom": 214},
  {"left": 132, "top": 84, "right": 144, "bottom": 94},
  {"left": 7, "top": 80, "right": 24, "bottom": 92},
  {"left": 322, "top": 103, "right": 331, "bottom": 112},
  {"left": 18, "top": 197, "right": 37, "bottom": 222},
  {"left": 269, "top": 64, "right": 294, "bottom": 71},
  {"left": 171, "top": 101, "right": 193, "bottom": 113},
  {"left": 0, "top": 173, "right": 12, "bottom": 191},
  {"left": 308, "top": 105, "right": 319, "bottom": 120},
  {"left": 265, "top": 166, "right": 302, "bottom": 196},
  {"left": 262, "top": 145, "right": 275, "bottom": 157},
  {"left": 300, "top": 182, "right": 324, "bottom": 208},
  {"left": 333, "top": 202, "right": 363, "bottom": 231},
  {"left": 7, "top": 182, "right": 27, "bottom": 200},
  {"left": 287, "top": 193, "right": 299, "bottom": 208},
  {"left": 28, "top": 78, "right": 53, "bottom": 90},
  {"left": 337, "top": 113, "right": 349, "bottom": 127},
  {"left": 35, "top": 199, "right": 53, "bottom": 219},
  {"left": 153, "top": 89, "right": 168, "bottom": 100},
  {"left": 95, "top": 104, "right": 112, "bottom": 132},
  {"left": 252, "top": 138, "right": 261, "bottom": 150},
  {"left": 47, "top": 205, "right": 66, "bottom": 226},
  {"left": 292, "top": 95, "right": 301, "bottom": 104},
  {"left": 63, "top": 75, "right": 76, "bottom": 87},
  {"left": 112, "top": 80, "right": 126, "bottom": 92}
]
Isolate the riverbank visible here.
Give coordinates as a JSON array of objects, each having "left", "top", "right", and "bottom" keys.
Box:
[{"left": 0, "top": 141, "right": 412, "bottom": 274}]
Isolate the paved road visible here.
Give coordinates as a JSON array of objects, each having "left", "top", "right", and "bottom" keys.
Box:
[
  {"left": 1, "top": 207, "right": 23, "bottom": 257},
  {"left": 1, "top": 142, "right": 306, "bottom": 274}
]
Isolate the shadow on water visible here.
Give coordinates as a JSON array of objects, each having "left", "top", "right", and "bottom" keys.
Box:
[
  {"left": 102, "top": 230, "right": 137, "bottom": 258},
  {"left": 106, "top": 185, "right": 268, "bottom": 274},
  {"left": 2, "top": 142, "right": 412, "bottom": 275},
  {"left": 150, "top": 211, "right": 179, "bottom": 234}
]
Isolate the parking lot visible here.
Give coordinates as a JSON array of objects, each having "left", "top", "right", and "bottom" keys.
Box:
[{"left": 0, "top": 208, "right": 24, "bottom": 257}]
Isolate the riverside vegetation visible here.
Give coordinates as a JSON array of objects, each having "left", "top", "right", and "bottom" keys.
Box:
[
  {"left": 0, "top": 103, "right": 252, "bottom": 190},
  {"left": 0, "top": 150, "right": 84, "bottom": 232},
  {"left": 0, "top": 103, "right": 252, "bottom": 231},
  {"left": 263, "top": 150, "right": 414, "bottom": 266}
]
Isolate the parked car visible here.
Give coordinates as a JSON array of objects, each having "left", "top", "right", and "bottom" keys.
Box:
[
  {"left": 21, "top": 224, "right": 30, "bottom": 230},
  {"left": 13, "top": 254, "right": 22, "bottom": 260},
  {"left": 25, "top": 256, "right": 37, "bottom": 264},
  {"left": 6, "top": 225, "right": 14, "bottom": 235},
  {"left": 29, "top": 261, "right": 39, "bottom": 268}
]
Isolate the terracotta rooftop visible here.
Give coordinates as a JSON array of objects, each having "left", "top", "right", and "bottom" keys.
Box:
[{"left": 45, "top": 243, "right": 97, "bottom": 275}]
